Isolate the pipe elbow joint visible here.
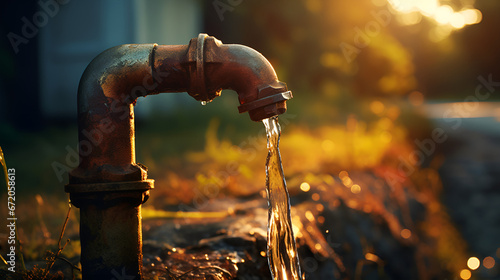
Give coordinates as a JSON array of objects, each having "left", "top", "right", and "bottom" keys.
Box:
[
  {"left": 186, "top": 34, "right": 292, "bottom": 122},
  {"left": 78, "top": 44, "right": 157, "bottom": 113}
]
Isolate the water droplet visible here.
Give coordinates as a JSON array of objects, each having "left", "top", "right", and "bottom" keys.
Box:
[{"left": 201, "top": 101, "right": 207, "bottom": 106}]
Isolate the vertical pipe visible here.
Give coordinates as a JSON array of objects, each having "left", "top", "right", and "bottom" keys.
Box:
[
  {"left": 68, "top": 184, "right": 152, "bottom": 280},
  {"left": 78, "top": 193, "right": 144, "bottom": 279}
]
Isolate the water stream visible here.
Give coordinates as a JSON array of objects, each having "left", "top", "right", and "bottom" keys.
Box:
[{"left": 263, "top": 116, "right": 302, "bottom": 280}]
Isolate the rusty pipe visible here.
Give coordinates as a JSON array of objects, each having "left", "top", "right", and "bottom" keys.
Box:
[
  {"left": 69, "top": 34, "right": 291, "bottom": 183},
  {"left": 65, "top": 34, "right": 291, "bottom": 280}
]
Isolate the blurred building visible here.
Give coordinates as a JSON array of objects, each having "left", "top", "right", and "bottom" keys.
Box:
[
  {"left": 40, "top": 0, "right": 203, "bottom": 119},
  {"left": 2, "top": 0, "right": 203, "bottom": 126}
]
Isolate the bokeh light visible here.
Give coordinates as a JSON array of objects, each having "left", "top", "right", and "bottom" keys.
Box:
[
  {"left": 460, "top": 269, "right": 471, "bottom": 280},
  {"left": 365, "top": 253, "right": 380, "bottom": 263},
  {"left": 483, "top": 256, "right": 495, "bottom": 269},
  {"left": 401, "top": 228, "right": 412, "bottom": 239},
  {"left": 461, "top": 9, "right": 482, "bottom": 25},
  {"left": 300, "top": 182, "right": 311, "bottom": 192},
  {"left": 317, "top": 216, "right": 325, "bottom": 224},
  {"left": 467, "top": 257, "right": 480, "bottom": 270},
  {"left": 312, "top": 193, "right": 321, "bottom": 201},
  {"left": 305, "top": 211, "right": 315, "bottom": 222},
  {"left": 350, "top": 184, "right": 361, "bottom": 194},
  {"left": 370, "top": 100, "right": 385, "bottom": 115},
  {"left": 387, "top": 0, "right": 482, "bottom": 39},
  {"left": 408, "top": 91, "right": 424, "bottom": 106}
]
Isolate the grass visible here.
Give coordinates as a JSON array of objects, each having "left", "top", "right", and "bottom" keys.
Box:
[
  {"left": 0, "top": 147, "right": 26, "bottom": 273},
  {"left": 0, "top": 147, "right": 80, "bottom": 279}
]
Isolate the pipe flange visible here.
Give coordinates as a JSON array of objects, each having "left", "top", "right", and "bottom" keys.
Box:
[
  {"left": 195, "top": 33, "right": 207, "bottom": 97},
  {"left": 65, "top": 179, "right": 154, "bottom": 194},
  {"left": 187, "top": 33, "right": 208, "bottom": 101},
  {"left": 187, "top": 33, "right": 223, "bottom": 101},
  {"left": 238, "top": 91, "right": 293, "bottom": 113}
]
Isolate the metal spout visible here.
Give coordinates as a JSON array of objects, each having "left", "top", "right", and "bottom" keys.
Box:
[
  {"left": 65, "top": 34, "right": 291, "bottom": 280},
  {"left": 186, "top": 34, "right": 292, "bottom": 121}
]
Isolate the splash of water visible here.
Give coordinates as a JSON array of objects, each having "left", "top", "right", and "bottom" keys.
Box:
[{"left": 263, "top": 116, "right": 302, "bottom": 280}]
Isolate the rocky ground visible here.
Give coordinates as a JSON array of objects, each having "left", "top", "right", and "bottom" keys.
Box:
[{"left": 140, "top": 170, "right": 465, "bottom": 280}]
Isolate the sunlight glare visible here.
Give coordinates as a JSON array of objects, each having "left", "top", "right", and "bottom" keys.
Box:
[
  {"left": 450, "top": 13, "right": 466, "bottom": 29},
  {"left": 417, "top": 0, "right": 439, "bottom": 16},
  {"left": 435, "top": 5, "right": 453, "bottom": 25},
  {"left": 387, "top": 0, "right": 482, "bottom": 35},
  {"left": 397, "top": 12, "right": 422, "bottom": 25},
  {"left": 461, "top": 9, "right": 482, "bottom": 25}
]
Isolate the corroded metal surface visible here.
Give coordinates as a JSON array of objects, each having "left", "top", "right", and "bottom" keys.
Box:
[
  {"left": 77, "top": 191, "right": 146, "bottom": 280},
  {"left": 66, "top": 34, "right": 292, "bottom": 280},
  {"left": 69, "top": 34, "right": 291, "bottom": 184}
]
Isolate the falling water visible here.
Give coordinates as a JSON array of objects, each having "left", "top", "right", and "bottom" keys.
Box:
[{"left": 263, "top": 116, "right": 302, "bottom": 280}]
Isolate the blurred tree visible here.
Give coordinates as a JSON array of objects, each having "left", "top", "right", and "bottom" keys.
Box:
[
  {"left": 204, "top": 0, "right": 499, "bottom": 101},
  {"left": 205, "top": 0, "right": 417, "bottom": 99}
]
